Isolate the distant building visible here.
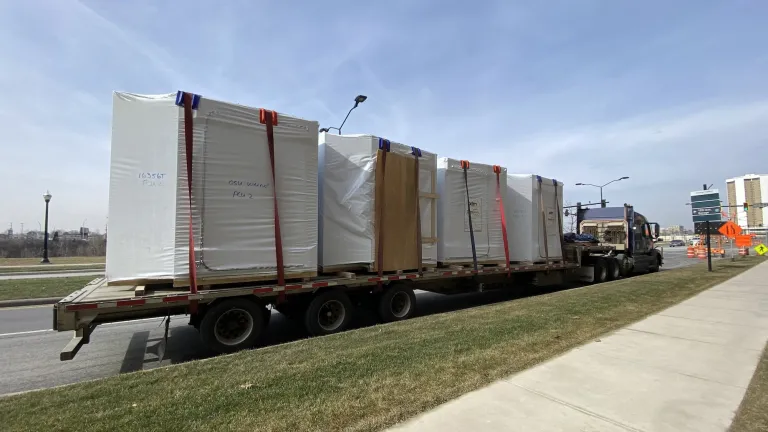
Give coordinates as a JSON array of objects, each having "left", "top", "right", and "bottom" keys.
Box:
[{"left": 725, "top": 174, "right": 768, "bottom": 228}]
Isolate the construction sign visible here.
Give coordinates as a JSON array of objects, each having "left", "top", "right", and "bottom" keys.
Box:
[
  {"left": 718, "top": 220, "right": 741, "bottom": 238},
  {"left": 756, "top": 244, "right": 768, "bottom": 256},
  {"left": 735, "top": 235, "right": 752, "bottom": 247}
]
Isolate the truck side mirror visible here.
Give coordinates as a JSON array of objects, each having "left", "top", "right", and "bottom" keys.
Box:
[{"left": 653, "top": 223, "right": 660, "bottom": 238}]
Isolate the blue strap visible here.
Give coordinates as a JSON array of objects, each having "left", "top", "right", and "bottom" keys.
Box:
[
  {"left": 175, "top": 91, "right": 201, "bottom": 109},
  {"left": 378, "top": 138, "right": 391, "bottom": 152},
  {"left": 411, "top": 146, "right": 422, "bottom": 157}
]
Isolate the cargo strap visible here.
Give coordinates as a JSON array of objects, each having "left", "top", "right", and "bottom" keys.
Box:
[
  {"left": 493, "top": 166, "right": 510, "bottom": 277},
  {"left": 260, "top": 109, "right": 286, "bottom": 291},
  {"left": 178, "top": 92, "right": 199, "bottom": 313},
  {"left": 375, "top": 138, "right": 391, "bottom": 287},
  {"left": 536, "top": 176, "right": 550, "bottom": 266},
  {"left": 412, "top": 147, "right": 423, "bottom": 276},
  {"left": 461, "top": 160, "right": 479, "bottom": 272}
]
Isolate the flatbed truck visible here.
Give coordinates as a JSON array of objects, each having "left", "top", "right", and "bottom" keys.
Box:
[{"left": 52, "top": 240, "right": 633, "bottom": 361}]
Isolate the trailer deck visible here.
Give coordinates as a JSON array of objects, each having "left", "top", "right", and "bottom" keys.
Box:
[{"left": 54, "top": 247, "right": 615, "bottom": 361}]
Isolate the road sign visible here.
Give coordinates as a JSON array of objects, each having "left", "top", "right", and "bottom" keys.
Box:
[
  {"left": 694, "top": 221, "right": 724, "bottom": 235},
  {"left": 756, "top": 244, "right": 767, "bottom": 256},
  {"left": 735, "top": 235, "right": 752, "bottom": 247},
  {"left": 692, "top": 206, "right": 720, "bottom": 216},
  {"left": 718, "top": 220, "right": 742, "bottom": 238}
]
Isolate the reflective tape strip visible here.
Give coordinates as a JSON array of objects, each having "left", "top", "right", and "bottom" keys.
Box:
[
  {"left": 162, "top": 295, "right": 189, "bottom": 303},
  {"left": 65, "top": 303, "right": 98, "bottom": 311},
  {"left": 117, "top": 299, "right": 146, "bottom": 307}
]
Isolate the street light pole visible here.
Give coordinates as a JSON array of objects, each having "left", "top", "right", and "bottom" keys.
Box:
[
  {"left": 575, "top": 177, "right": 630, "bottom": 207},
  {"left": 319, "top": 94, "right": 368, "bottom": 135},
  {"left": 41, "top": 191, "right": 52, "bottom": 264}
]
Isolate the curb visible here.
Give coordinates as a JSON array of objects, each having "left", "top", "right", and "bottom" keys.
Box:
[
  {"left": 0, "top": 269, "right": 104, "bottom": 277},
  {"left": 0, "top": 297, "right": 62, "bottom": 308}
]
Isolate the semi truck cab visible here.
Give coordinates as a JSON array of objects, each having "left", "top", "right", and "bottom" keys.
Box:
[{"left": 577, "top": 204, "right": 663, "bottom": 275}]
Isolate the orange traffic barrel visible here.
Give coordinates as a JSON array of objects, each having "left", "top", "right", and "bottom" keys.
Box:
[
  {"left": 738, "top": 248, "right": 746, "bottom": 256},
  {"left": 697, "top": 249, "right": 707, "bottom": 259},
  {"left": 744, "top": 247, "right": 750, "bottom": 256},
  {"left": 687, "top": 247, "right": 695, "bottom": 258}
]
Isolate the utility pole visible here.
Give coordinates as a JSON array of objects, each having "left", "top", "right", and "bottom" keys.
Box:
[{"left": 703, "top": 184, "right": 712, "bottom": 272}]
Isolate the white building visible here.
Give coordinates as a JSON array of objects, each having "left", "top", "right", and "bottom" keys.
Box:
[{"left": 725, "top": 174, "right": 768, "bottom": 229}]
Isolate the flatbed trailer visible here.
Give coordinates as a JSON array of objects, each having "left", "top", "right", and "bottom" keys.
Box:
[{"left": 53, "top": 243, "right": 619, "bottom": 361}]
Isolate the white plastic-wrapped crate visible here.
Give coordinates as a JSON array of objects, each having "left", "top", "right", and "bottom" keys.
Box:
[
  {"left": 436, "top": 158, "right": 508, "bottom": 264},
  {"left": 505, "top": 174, "right": 564, "bottom": 263},
  {"left": 106, "top": 91, "right": 319, "bottom": 285},
  {"left": 318, "top": 133, "right": 437, "bottom": 272}
]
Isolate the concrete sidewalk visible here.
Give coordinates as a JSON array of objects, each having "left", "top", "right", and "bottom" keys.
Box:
[{"left": 389, "top": 261, "right": 768, "bottom": 432}]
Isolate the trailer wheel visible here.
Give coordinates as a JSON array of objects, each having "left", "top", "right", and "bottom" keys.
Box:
[
  {"left": 199, "top": 298, "right": 266, "bottom": 354},
  {"left": 378, "top": 284, "right": 417, "bottom": 323},
  {"left": 605, "top": 258, "right": 620, "bottom": 281},
  {"left": 304, "top": 290, "right": 353, "bottom": 336},
  {"left": 593, "top": 259, "right": 608, "bottom": 284}
]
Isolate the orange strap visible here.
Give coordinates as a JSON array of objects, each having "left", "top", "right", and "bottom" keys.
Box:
[
  {"left": 493, "top": 166, "right": 510, "bottom": 276},
  {"left": 259, "top": 109, "right": 285, "bottom": 289}
]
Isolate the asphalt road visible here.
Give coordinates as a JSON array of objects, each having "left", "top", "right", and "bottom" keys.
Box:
[{"left": 0, "top": 249, "right": 710, "bottom": 397}]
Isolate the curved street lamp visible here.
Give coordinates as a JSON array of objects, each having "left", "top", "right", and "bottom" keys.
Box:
[
  {"left": 41, "top": 191, "right": 52, "bottom": 264},
  {"left": 575, "top": 176, "right": 629, "bottom": 203},
  {"left": 319, "top": 94, "right": 368, "bottom": 134}
]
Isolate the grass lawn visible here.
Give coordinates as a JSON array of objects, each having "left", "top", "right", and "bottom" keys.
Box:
[
  {"left": 0, "top": 276, "right": 98, "bottom": 301},
  {"left": 0, "top": 257, "right": 764, "bottom": 432},
  {"left": 730, "top": 342, "right": 768, "bottom": 432},
  {"left": 0, "top": 264, "right": 105, "bottom": 274},
  {"left": 0, "top": 256, "right": 105, "bottom": 266}
]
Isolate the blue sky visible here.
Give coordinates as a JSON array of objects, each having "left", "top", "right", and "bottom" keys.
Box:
[{"left": 2, "top": 0, "right": 767, "bottom": 232}]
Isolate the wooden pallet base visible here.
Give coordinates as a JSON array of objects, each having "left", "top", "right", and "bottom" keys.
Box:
[
  {"left": 319, "top": 262, "right": 436, "bottom": 275},
  {"left": 437, "top": 260, "right": 507, "bottom": 268},
  {"left": 173, "top": 270, "right": 317, "bottom": 288},
  {"left": 107, "top": 269, "right": 318, "bottom": 288}
]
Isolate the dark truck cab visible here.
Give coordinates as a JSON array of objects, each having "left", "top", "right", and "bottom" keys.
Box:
[{"left": 577, "top": 204, "right": 663, "bottom": 275}]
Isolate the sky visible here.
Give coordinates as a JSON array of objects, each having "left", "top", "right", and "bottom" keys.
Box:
[{"left": 1, "top": 0, "right": 767, "bottom": 233}]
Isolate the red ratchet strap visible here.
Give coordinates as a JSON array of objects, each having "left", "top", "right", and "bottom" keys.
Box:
[
  {"left": 375, "top": 138, "right": 391, "bottom": 288},
  {"left": 180, "top": 92, "right": 199, "bottom": 313},
  {"left": 259, "top": 109, "right": 286, "bottom": 295},
  {"left": 493, "top": 165, "right": 511, "bottom": 276},
  {"left": 412, "top": 147, "right": 423, "bottom": 276}
]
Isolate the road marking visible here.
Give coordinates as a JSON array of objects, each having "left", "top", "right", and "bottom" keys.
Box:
[{"left": 0, "top": 329, "right": 52, "bottom": 337}]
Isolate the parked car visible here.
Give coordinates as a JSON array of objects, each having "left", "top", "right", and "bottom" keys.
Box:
[{"left": 669, "top": 239, "right": 685, "bottom": 247}]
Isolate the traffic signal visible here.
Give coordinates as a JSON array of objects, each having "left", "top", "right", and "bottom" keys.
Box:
[{"left": 744, "top": 202, "right": 749, "bottom": 211}]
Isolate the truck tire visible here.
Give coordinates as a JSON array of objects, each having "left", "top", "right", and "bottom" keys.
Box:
[
  {"left": 605, "top": 258, "right": 620, "bottom": 281},
  {"left": 617, "top": 256, "right": 631, "bottom": 278},
  {"left": 593, "top": 259, "right": 608, "bottom": 284},
  {"left": 649, "top": 255, "right": 662, "bottom": 273},
  {"left": 199, "top": 298, "right": 266, "bottom": 354},
  {"left": 378, "top": 284, "right": 417, "bottom": 323},
  {"left": 304, "top": 290, "right": 354, "bottom": 336}
]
